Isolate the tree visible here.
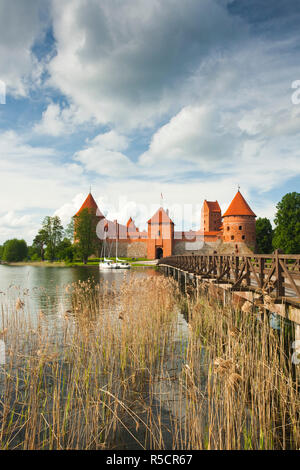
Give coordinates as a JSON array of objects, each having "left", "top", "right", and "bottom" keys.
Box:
[
  {"left": 56, "top": 238, "right": 75, "bottom": 262},
  {"left": 41, "top": 216, "right": 64, "bottom": 261},
  {"left": 64, "top": 218, "right": 75, "bottom": 242},
  {"left": 256, "top": 218, "right": 273, "bottom": 253},
  {"left": 273, "top": 192, "right": 300, "bottom": 254},
  {"left": 74, "top": 209, "right": 100, "bottom": 263},
  {"left": 2, "top": 239, "right": 28, "bottom": 262},
  {"left": 32, "top": 228, "right": 48, "bottom": 261}
]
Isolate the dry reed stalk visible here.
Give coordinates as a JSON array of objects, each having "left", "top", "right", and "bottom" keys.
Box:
[{"left": 0, "top": 273, "right": 299, "bottom": 450}]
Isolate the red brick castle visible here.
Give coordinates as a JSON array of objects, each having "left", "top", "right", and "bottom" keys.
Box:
[{"left": 75, "top": 190, "right": 256, "bottom": 259}]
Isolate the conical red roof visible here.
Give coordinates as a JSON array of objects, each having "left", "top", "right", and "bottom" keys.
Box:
[
  {"left": 75, "top": 193, "right": 104, "bottom": 217},
  {"left": 222, "top": 191, "right": 256, "bottom": 218}
]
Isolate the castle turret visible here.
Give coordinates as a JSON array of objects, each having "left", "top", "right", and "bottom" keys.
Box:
[
  {"left": 75, "top": 192, "right": 104, "bottom": 219},
  {"left": 74, "top": 192, "right": 104, "bottom": 243},
  {"left": 147, "top": 207, "right": 174, "bottom": 259},
  {"left": 201, "top": 200, "right": 222, "bottom": 232},
  {"left": 222, "top": 191, "right": 256, "bottom": 249}
]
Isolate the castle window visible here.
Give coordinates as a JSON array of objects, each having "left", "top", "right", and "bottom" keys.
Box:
[
  {"left": 239, "top": 226, "right": 242, "bottom": 230},
  {"left": 227, "top": 226, "right": 230, "bottom": 231},
  {"left": 231, "top": 235, "right": 234, "bottom": 240},
  {"left": 158, "top": 230, "right": 161, "bottom": 236},
  {"left": 242, "top": 235, "right": 245, "bottom": 240}
]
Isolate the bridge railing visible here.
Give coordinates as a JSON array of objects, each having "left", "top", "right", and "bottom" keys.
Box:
[{"left": 158, "top": 251, "right": 300, "bottom": 304}]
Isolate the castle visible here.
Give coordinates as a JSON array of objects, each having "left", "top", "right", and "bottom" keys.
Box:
[{"left": 75, "top": 190, "right": 257, "bottom": 259}]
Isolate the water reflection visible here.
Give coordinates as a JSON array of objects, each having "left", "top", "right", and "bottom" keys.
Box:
[{"left": 0, "top": 265, "right": 159, "bottom": 319}]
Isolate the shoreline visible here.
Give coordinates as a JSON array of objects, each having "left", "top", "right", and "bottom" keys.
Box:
[{"left": 0, "top": 260, "right": 157, "bottom": 268}]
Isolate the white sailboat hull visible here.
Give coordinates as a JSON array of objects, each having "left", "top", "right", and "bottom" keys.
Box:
[{"left": 115, "top": 263, "right": 130, "bottom": 269}]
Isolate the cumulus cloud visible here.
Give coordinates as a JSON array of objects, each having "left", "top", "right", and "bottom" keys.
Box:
[
  {"left": 74, "top": 131, "right": 134, "bottom": 177},
  {"left": 0, "top": 0, "right": 47, "bottom": 97},
  {"left": 0, "top": 211, "right": 36, "bottom": 243},
  {"left": 0, "top": 130, "right": 86, "bottom": 243},
  {"left": 140, "top": 105, "right": 240, "bottom": 172},
  {"left": 48, "top": 0, "right": 245, "bottom": 129},
  {"left": 54, "top": 193, "right": 87, "bottom": 227},
  {"left": 34, "top": 101, "right": 94, "bottom": 136}
]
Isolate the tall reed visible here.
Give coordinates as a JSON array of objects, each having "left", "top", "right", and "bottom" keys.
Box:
[
  {"left": 181, "top": 283, "right": 300, "bottom": 449},
  {"left": 0, "top": 273, "right": 299, "bottom": 449}
]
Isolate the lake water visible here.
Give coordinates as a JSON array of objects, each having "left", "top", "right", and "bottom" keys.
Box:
[
  {"left": 0, "top": 264, "right": 159, "bottom": 319},
  {"left": 0, "top": 264, "right": 191, "bottom": 449}
]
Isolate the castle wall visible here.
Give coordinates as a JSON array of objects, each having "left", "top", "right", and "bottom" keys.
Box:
[
  {"left": 105, "top": 240, "right": 147, "bottom": 258},
  {"left": 174, "top": 240, "right": 205, "bottom": 255},
  {"left": 173, "top": 239, "right": 223, "bottom": 255}
]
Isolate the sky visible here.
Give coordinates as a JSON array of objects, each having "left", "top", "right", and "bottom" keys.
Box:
[{"left": 0, "top": 0, "right": 300, "bottom": 243}]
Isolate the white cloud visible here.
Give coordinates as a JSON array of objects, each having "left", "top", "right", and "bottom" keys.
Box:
[
  {"left": 74, "top": 131, "right": 134, "bottom": 177},
  {"left": 0, "top": 211, "right": 36, "bottom": 243},
  {"left": 34, "top": 101, "right": 94, "bottom": 136},
  {"left": 0, "top": 211, "right": 32, "bottom": 228},
  {"left": 54, "top": 193, "right": 87, "bottom": 227},
  {"left": 88, "top": 131, "right": 129, "bottom": 152},
  {"left": 0, "top": 0, "right": 47, "bottom": 97},
  {"left": 0, "top": 130, "right": 86, "bottom": 243},
  {"left": 140, "top": 105, "right": 239, "bottom": 172},
  {"left": 48, "top": 0, "right": 244, "bottom": 129}
]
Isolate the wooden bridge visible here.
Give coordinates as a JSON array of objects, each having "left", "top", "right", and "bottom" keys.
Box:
[{"left": 158, "top": 251, "right": 300, "bottom": 329}]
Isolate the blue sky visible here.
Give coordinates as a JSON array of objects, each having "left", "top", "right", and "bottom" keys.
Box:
[{"left": 0, "top": 0, "right": 300, "bottom": 243}]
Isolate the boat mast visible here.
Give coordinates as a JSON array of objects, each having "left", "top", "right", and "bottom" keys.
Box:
[{"left": 116, "top": 220, "right": 118, "bottom": 260}]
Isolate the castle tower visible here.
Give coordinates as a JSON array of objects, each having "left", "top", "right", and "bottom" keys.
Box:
[
  {"left": 126, "top": 217, "right": 139, "bottom": 239},
  {"left": 222, "top": 190, "right": 256, "bottom": 249},
  {"left": 74, "top": 192, "right": 105, "bottom": 242},
  {"left": 147, "top": 207, "right": 174, "bottom": 259},
  {"left": 201, "top": 200, "right": 222, "bottom": 232},
  {"left": 75, "top": 192, "right": 104, "bottom": 219}
]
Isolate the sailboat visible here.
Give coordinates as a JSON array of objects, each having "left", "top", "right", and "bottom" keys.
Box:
[
  {"left": 99, "top": 226, "right": 119, "bottom": 270},
  {"left": 115, "top": 256, "right": 131, "bottom": 269},
  {"left": 99, "top": 221, "right": 130, "bottom": 270},
  {"left": 99, "top": 257, "right": 117, "bottom": 270},
  {"left": 114, "top": 223, "right": 131, "bottom": 269}
]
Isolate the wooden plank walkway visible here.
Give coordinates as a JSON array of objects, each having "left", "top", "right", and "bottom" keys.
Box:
[{"left": 158, "top": 251, "right": 300, "bottom": 308}]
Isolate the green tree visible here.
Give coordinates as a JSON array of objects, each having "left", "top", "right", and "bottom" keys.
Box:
[
  {"left": 74, "top": 209, "right": 100, "bottom": 264},
  {"left": 256, "top": 218, "right": 273, "bottom": 253},
  {"left": 41, "top": 216, "right": 64, "bottom": 261},
  {"left": 64, "top": 218, "right": 75, "bottom": 242},
  {"left": 273, "top": 192, "right": 300, "bottom": 254},
  {"left": 0, "top": 245, "right": 3, "bottom": 260},
  {"left": 32, "top": 228, "right": 48, "bottom": 261},
  {"left": 56, "top": 238, "right": 74, "bottom": 262},
  {"left": 2, "top": 239, "right": 28, "bottom": 262}
]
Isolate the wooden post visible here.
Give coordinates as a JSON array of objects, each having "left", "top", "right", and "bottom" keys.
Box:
[
  {"left": 275, "top": 249, "right": 284, "bottom": 298},
  {"left": 245, "top": 257, "right": 250, "bottom": 287},
  {"left": 259, "top": 257, "right": 264, "bottom": 290},
  {"left": 235, "top": 256, "right": 239, "bottom": 283}
]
